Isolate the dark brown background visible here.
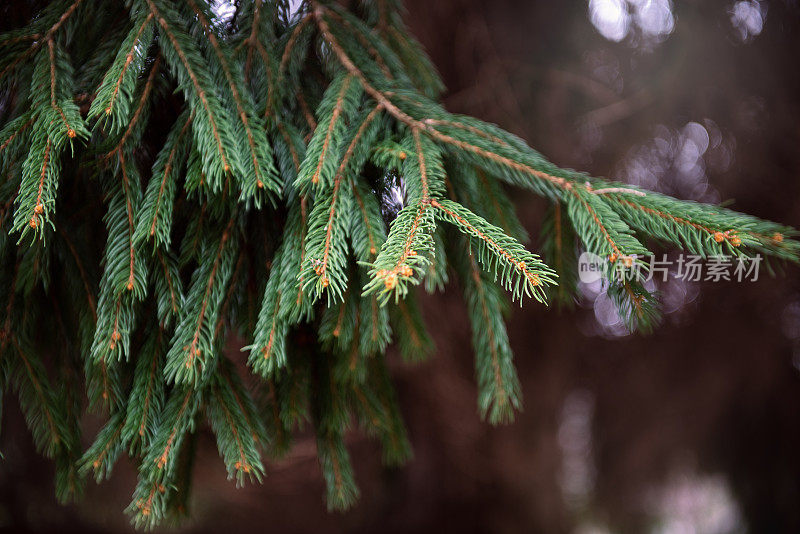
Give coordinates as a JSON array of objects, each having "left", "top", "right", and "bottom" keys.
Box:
[{"left": 2, "top": 0, "right": 800, "bottom": 532}]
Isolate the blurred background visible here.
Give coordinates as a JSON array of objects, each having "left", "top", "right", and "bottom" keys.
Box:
[{"left": 2, "top": 0, "right": 800, "bottom": 532}]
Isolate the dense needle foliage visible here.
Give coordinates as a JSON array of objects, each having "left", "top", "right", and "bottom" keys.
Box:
[{"left": 0, "top": 0, "right": 797, "bottom": 527}]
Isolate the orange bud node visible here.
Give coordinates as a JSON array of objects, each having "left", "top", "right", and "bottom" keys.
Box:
[
  {"left": 384, "top": 273, "right": 398, "bottom": 290},
  {"left": 713, "top": 232, "right": 725, "bottom": 243}
]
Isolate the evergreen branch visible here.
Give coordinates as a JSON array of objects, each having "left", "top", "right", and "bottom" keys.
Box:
[
  {"left": 15, "top": 135, "right": 55, "bottom": 236},
  {"left": 1, "top": 2, "right": 798, "bottom": 526},
  {"left": 122, "top": 163, "right": 136, "bottom": 293},
  {"left": 243, "top": 0, "right": 264, "bottom": 80},
  {"left": 142, "top": 387, "right": 200, "bottom": 479},
  {"left": 432, "top": 198, "right": 555, "bottom": 303},
  {"left": 0, "top": 114, "right": 34, "bottom": 164},
  {"left": 165, "top": 218, "right": 237, "bottom": 385},
  {"left": 276, "top": 120, "right": 303, "bottom": 173},
  {"left": 117, "top": 151, "right": 148, "bottom": 296},
  {"left": 10, "top": 337, "right": 67, "bottom": 458},
  {"left": 299, "top": 180, "right": 353, "bottom": 302},
  {"left": 90, "top": 12, "right": 155, "bottom": 127},
  {"left": 147, "top": 0, "right": 238, "bottom": 188},
  {"left": 314, "top": 6, "right": 571, "bottom": 197},
  {"left": 47, "top": 38, "right": 76, "bottom": 138},
  {"left": 390, "top": 293, "right": 434, "bottom": 362},
  {"left": 323, "top": 7, "right": 393, "bottom": 79},
  {"left": 295, "top": 73, "right": 363, "bottom": 190},
  {"left": 316, "top": 430, "right": 359, "bottom": 511},
  {"left": 409, "top": 128, "right": 444, "bottom": 202},
  {"left": 359, "top": 127, "right": 448, "bottom": 303},
  {"left": 84, "top": 349, "right": 122, "bottom": 412},
  {"left": 600, "top": 188, "right": 796, "bottom": 258},
  {"left": 281, "top": 195, "right": 315, "bottom": 323},
  {"left": 296, "top": 90, "right": 317, "bottom": 131},
  {"left": 560, "top": 186, "right": 651, "bottom": 276},
  {"left": 474, "top": 168, "right": 529, "bottom": 242},
  {"left": 423, "top": 118, "right": 508, "bottom": 146},
  {"left": 301, "top": 104, "right": 383, "bottom": 300},
  {"left": 363, "top": 200, "right": 434, "bottom": 304},
  {"left": 80, "top": 411, "right": 125, "bottom": 482},
  {"left": 186, "top": 0, "right": 279, "bottom": 200},
  {"left": 129, "top": 387, "right": 200, "bottom": 527},
  {"left": 458, "top": 248, "right": 522, "bottom": 423},
  {"left": 59, "top": 231, "right": 96, "bottom": 319},
  {"left": 248, "top": 246, "right": 288, "bottom": 377},
  {"left": 540, "top": 201, "right": 578, "bottom": 306},
  {"left": 0, "top": 0, "right": 85, "bottom": 82},
  {"left": 349, "top": 177, "right": 387, "bottom": 262},
  {"left": 275, "top": 13, "right": 312, "bottom": 91},
  {"left": 320, "top": 284, "right": 358, "bottom": 352},
  {"left": 106, "top": 55, "right": 161, "bottom": 158},
  {"left": 134, "top": 111, "right": 193, "bottom": 249},
  {"left": 357, "top": 279, "right": 391, "bottom": 357},
  {"left": 206, "top": 367, "right": 265, "bottom": 485},
  {"left": 153, "top": 248, "right": 184, "bottom": 326},
  {"left": 218, "top": 362, "right": 268, "bottom": 447},
  {"left": 123, "top": 329, "right": 165, "bottom": 454}
]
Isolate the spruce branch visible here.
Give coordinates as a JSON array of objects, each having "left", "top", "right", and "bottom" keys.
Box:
[
  {"left": 164, "top": 217, "right": 238, "bottom": 385},
  {"left": 186, "top": 0, "right": 280, "bottom": 202},
  {"left": 146, "top": 0, "right": 241, "bottom": 190},
  {"left": 0, "top": 0, "right": 86, "bottom": 83},
  {"left": 0, "top": 1, "right": 798, "bottom": 525},
  {"left": 432, "top": 198, "right": 556, "bottom": 304},
  {"left": 88, "top": 11, "right": 156, "bottom": 131},
  {"left": 134, "top": 111, "right": 194, "bottom": 250}
]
